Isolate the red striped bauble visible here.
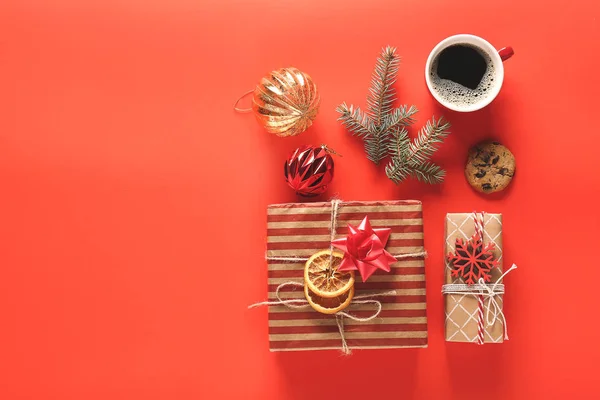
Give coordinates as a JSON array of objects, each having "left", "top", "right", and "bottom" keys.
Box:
[{"left": 284, "top": 145, "right": 334, "bottom": 197}]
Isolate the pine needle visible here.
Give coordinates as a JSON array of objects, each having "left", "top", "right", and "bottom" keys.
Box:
[
  {"left": 336, "top": 103, "right": 373, "bottom": 138},
  {"left": 385, "top": 105, "right": 418, "bottom": 130},
  {"left": 367, "top": 46, "right": 400, "bottom": 126},
  {"left": 364, "top": 135, "right": 389, "bottom": 164},
  {"left": 408, "top": 161, "right": 446, "bottom": 184},
  {"left": 387, "top": 126, "right": 410, "bottom": 160},
  {"left": 407, "top": 117, "right": 451, "bottom": 165},
  {"left": 385, "top": 161, "right": 411, "bottom": 184}
]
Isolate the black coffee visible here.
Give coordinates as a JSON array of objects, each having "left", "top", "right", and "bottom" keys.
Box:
[
  {"left": 430, "top": 43, "right": 495, "bottom": 109},
  {"left": 436, "top": 45, "right": 487, "bottom": 90}
]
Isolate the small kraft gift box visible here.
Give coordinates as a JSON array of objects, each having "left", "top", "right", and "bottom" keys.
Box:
[
  {"left": 255, "top": 200, "right": 429, "bottom": 353},
  {"left": 443, "top": 212, "right": 517, "bottom": 344}
]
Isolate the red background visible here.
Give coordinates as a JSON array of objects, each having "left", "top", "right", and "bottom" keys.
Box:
[{"left": 1, "top": 1, "right": 599, "bottom": 399}]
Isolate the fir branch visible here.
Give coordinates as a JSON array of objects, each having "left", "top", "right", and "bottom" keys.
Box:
[
  {"left": 386, "top": 121, "right": 449, "bottom": 185},
  {"left": 385, "top": 126, "right": 410, "bottom": 183},
  {"left": 407, "top": 117, "right": 451, "bottom": 165},
  {"left": 384, "top": 105, "right": 418, "bottom": 131},
  {"left": 367, "top": 46, "right": 400, "bottom": 126},
  {"left": 385, "top": 160, "right": 411, "bottom": 184},
  {"left": 336, "top": 103, "right": 374, "bottom": 138},
  {"left": 407, "top": 161, "right": 446, "bottom": 184},
  {"left": 337, "top": 46, "right": 451, "bottom": 182},
  {"left": 364, "top": 133, "right": 389, "bottom": 165},
  {"left": 387, "top": 126, "right": 410, "bottom": 160}
]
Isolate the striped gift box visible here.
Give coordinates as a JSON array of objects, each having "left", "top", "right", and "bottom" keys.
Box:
[{"left": 265, "top": 200, "right": 428, "bottom": 352}]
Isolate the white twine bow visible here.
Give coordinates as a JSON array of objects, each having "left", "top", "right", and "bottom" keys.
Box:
[
  {"left": 248, "top": 281, "right": 397, "bottom": 354},
  {"left": 442, "top": 264, "right": 518, "bottom": 341}
]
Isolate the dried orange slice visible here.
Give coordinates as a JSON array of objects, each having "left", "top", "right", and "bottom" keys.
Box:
[
  {"left": 304, "top": 285, "right": 354, "bottom": 315},
  {"left": 304, "top": 249, "right": 354, "bottom": 298}
]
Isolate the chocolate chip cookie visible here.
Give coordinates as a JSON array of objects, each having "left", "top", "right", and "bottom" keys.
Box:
[{"left": 465, "top": 141, "right": 515, "bottom": 193}]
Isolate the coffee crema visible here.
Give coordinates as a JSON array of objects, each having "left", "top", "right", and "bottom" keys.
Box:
[{"left": 430, "top": 44, "right": 496, "bottom": 109}]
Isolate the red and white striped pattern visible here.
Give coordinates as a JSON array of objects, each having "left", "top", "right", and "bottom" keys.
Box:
[
  {"left": 477, "top": 294, "right": 485, "bottom": 345},
  {"left": 265, "top": 200, "right": 428, "bottom": 352},
  {"left": 474, "top": 212, "right": 486, "bottom": 345}
]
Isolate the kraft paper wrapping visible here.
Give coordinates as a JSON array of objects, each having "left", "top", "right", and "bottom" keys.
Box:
[
  {"left": 444, "top": 213, "right": 504, "bottom": 343},
  {"left": 265, "top": 200, "right": 427, "bottom": 352}
]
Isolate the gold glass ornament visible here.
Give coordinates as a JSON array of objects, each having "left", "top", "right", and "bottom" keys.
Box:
[{"left": 235, "top": 67, "right": 320, "bottom": 137}]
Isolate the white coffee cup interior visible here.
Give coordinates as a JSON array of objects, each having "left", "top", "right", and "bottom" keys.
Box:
[{"left": 425, "top": 34, "right": 504, "bottom": 112}]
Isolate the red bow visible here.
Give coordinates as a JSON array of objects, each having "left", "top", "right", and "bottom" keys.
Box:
[{"left": 331, "top": 216, "right": 396, "bottom": 281}]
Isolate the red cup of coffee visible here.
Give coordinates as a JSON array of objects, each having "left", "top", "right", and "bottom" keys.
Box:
[{"left": 425, "top": 34, "right": 514, "bottom": 112}]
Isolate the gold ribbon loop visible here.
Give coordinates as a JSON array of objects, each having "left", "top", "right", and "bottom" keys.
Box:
[{"left": 233, "top": 89, "right": 254, "bottom": 113}]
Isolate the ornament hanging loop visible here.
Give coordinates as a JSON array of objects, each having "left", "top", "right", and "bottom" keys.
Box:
[
  {"left": 233, "top": 89, "right": 254, "bottom": 113},
  {"left": 321, "top": 145, "right": 343, "bottom": 157}
]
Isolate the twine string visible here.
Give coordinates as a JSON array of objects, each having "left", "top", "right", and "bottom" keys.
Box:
[
  {"left": 248, "top": 283, "right": 396, "bottom": 355},
  {"left": 233, "top": 89, "right": 254, "bottom": 113},
  {"left": 474, "top": 211, "right": 485, "bottom": 240},
  {"left": 248, "top": 281, "right": 310, "bottom": 310},
  {"left": 266, "top": 251, "right": 428, "bottom": 263},
  {"left": 335, "top": 315, "right": 348, "bottom": 354},
  {"left": 328, "top": 199, "right": 340, "bottom": 266},
  {"left": 442, "top": 264, "right": 518, "bottom": 341},
  {"left": 476, "top": 294, "right": 485, "bottom": 345},
  {"left": 474, "top": 211, "right": 486, "bottom": 345}
]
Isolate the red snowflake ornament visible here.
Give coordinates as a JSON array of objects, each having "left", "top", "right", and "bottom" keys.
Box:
[{"left": 447, "top": 232, "right": 499, "bottom": 285}]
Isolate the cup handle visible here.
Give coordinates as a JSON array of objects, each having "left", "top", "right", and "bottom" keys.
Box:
[{"left": 498, "top": 47, "right": 514, "bottom": 61}]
